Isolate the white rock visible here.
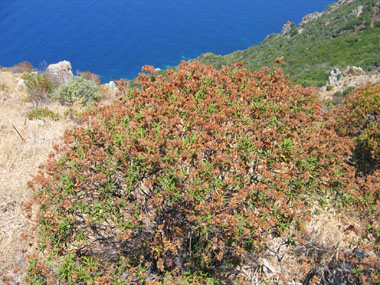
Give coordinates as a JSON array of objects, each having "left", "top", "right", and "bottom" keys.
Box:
[
  {"left": 328, "top": 68, "right": 342, "bottom": 86},
  {"left": 46, "top": 60, "right": 74, "bottom": 86},
  {"left": 300, "top": 12, "right": 322, "bottom": 26},
  {"left": 25, "top": 118, "right": 45, "bottom": 127},
  {"left": 17, "top": 79, "right": 26, "bottom": 89},
  {"left": 105, "top": 81, "right": 119, "bottom": 96},
  {"left": 281, "top": 21, "right": 293, "bottom": 35}
]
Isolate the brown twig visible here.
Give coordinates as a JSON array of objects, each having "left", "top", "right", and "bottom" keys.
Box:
[{"left": 12, "top": 123, "right": 25, "bottom": 142}]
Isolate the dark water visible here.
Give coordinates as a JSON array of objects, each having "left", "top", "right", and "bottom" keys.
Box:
[{"left": 0, "top": 0, "right": 333, "bottom": 82}]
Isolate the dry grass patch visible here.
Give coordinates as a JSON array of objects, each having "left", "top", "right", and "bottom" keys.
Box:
[{"left": 0, "top": 70, "right": 113, "bottom": 280}]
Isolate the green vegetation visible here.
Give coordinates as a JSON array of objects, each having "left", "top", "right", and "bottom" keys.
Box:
[
  {"left": 329, "top": 86, "right": 357, "bottom": 105},
  {"left": 22, "top": 72, "right": 53, "bottom": 105},
  {"left": 27, "top": 108, "right": 60, "bottom": 121},
  {"left": 0, "top": 82, "right": 8, "bottom": 92},
  {"left": 24, "top": 63, "right": 380, "bottom": 283},
  {"left": 51, "top": 76, "right": 101, "bottom": 106},
  {"left": 196, "top": 0, "right": 380, "bottom": 87}
]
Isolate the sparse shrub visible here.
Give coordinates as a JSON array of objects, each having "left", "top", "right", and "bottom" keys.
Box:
[
  {"left": 331, "top": 90, "right": 344, "bottom": 105},
  {"left": 22, "top": 72, "right": 53, "bottom": 106},
  {"left": 63, "top": 107, "right": 82, "bottom": 122},
  {"left": 26, "top": 62, "right": 378, "bottom": 283},
  {"left": 51, "top": 76, "right": 101, "bottom": 105},
  {"left": 27, "top": 108, "right": 59, "bottom": 121},
  {"left": 342, "top": 86, "right": 355, "bottom": 96},
  {"left": 80, "top": 71, "right": 101, "bottom": 85},
  {"left": 0, "top": 82, "right": 8, "bottom": 92},
  {"left": 10, "top": 61, "right": 34, "bottom": 73}
]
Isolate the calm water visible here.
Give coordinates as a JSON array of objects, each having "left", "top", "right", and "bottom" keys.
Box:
[{"left": 0, "top": 0, "right": 333, "bottom": 82}]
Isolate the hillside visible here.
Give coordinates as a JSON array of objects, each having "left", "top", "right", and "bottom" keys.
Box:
[
  {"left": 195, "top": 0, "right": 380, "bottom": 87},
  {"left": 1, "top": 1, "right": 380, "bottom": 282}
]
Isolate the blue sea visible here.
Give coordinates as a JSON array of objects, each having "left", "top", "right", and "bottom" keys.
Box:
[{"left": 0, "top": 0, "right": 333, "bottom": 83}]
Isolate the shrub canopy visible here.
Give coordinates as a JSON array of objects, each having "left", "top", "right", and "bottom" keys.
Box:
[
  {"left": 27, "top": 62, "right": 378, "bottom": 283},
  {"left": 52, "top": 76, "right": 101, "bottom": 106}
]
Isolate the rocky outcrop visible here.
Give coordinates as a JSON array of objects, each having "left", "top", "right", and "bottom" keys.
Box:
[
  {"left": 319, "top": 66, "right": 379, "bottom": 101},
  {"left": 326, "top": 0, "right": 354, "bottom": 14},
  {"left": 328, "top": 68, "right": 342, "bottom": 87},
  {"left": 300, "top": 12, "right": 322, "bottom": 26},
  {"left": 281, "top": 21, "right": 294, "bottom": 35},
  {"left": 46, "top": 60, "right": 73, "bottom": 86}
]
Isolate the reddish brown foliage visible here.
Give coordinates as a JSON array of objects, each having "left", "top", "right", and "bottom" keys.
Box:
[
  {"left": 10, "top": 61, "right": 34, "bottom": 73},
  {"left": 26, "top": 62, "right": 379, "bottom": 283},
  {"left": 80, "top": 71, "right": 101, "bottom": 85}
]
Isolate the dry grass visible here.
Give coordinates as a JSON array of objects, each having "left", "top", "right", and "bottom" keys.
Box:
[
  {"left": 0, "top": 71, "right": 78, "bottom": 279},
  {"left": 0, "top": 70, "right": 116, "bottom": 280}
]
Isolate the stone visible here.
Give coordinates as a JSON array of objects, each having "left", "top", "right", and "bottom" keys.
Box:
[
  {"left": 104, "top": 81, "right": 119, "bottom": 96},
  {"left": 328, "top": 68, "right": 342, "bottom": 87},
  {"left": 46, "top": 60, "right": 73, "bottom": 86},
  {"left": 17, "top": 79, "right": 26, "bottom": 89},
  {"left": 300, "top": 12, "right": 322, "bottom": 26},
  {"left": 25, "top": 118, "right": 45, "bottom": 127},
  {"left": 281, "top": 21, "right": 293, "bottom": 35}
]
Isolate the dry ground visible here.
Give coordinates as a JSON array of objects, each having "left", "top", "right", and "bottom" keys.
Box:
[
  {"left": 0, "top": 70, "right": 115, "bottom": 281},
  {"left": 0, "top": 70, "right": 79, "bottom": 279},
  {"left": 0, "top": 69, "right": 372, "bottom": 283}
]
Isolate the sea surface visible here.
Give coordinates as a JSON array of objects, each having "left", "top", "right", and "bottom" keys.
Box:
[{"left": 0, "top": 0, "right": 333, "bottom": 82}]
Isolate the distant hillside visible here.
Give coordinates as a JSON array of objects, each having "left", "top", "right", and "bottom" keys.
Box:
[{"left": 195, "top": 0, "right": 380, "bottom": 87}]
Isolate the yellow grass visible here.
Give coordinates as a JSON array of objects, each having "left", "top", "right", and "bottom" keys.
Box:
[{"left": 0, "top": 71, "right": 80, "bottom": 279}]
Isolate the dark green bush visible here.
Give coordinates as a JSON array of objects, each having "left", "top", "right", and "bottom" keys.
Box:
[{"left": 52, "top": 76, "right": 101, "bottom": 106}]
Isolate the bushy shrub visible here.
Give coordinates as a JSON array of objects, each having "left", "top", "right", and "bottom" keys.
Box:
[
  {"left": 10, "top": 61, "right": 34, "bottom": 73},
  {"left": 22, "top": 72, "right": 53, "bottom": 105},
  {"left": 80, "top": 71, "right": 101, "bottom": 85},
  {"left": 0, "top": 82, "right": 8, "bottom": 92},
  {"left": 329, "top": 83, "right": 380, "bottom": 283},
  {"left": 333, "top": 83, "right": 380, "bottom": 174},
  {"left": 26, "top": 62, "right": 378, "bottom": 283},
  {"left": 52, "top": 76, "right": 101, "bottom": 106},
  {"left": 27, "top": 108, "right": 60, "bottom": 121}
]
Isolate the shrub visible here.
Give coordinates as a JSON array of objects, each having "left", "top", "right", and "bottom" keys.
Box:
[
  {"left": 51, "top": 76, "right": 101, "bottom": 106},
  {"left": 22, "top": 72, "right": 53, "bottom": 106},
  {"left": 27, "top": 108, "right": 60, "bottom": 121},
  {"left": 0, "top": 82, "right": 8, "bottom": 92},
  {"left": 333, "top": 83, "right": 380, "bottom": 174},
  {"left": 63, "top": 107, "right": 82, "bottom": 123},
  {"left": 10, "top": 61, "right": 34, "bottom": 73},
  {"left": 329, "top": 83, "right": 380, "bottom": 279},
  {"left": 27, "top": 62, "right": 377, "bottom": 283},
  {"left": 80, "top": 71, "right": 101, "bottom": 85}
]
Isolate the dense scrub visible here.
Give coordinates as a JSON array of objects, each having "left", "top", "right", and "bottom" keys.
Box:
[
  {"left": 330, "top": 83, "right": 380, "bottom": 268},
  {"left": 24, "top": 62, "right": 379, "bottom": 283},
  {"left": 196, "top": 0, "right": 380, "bottom": 87},
  {"left": 333, "top": 83, "right": 380, "bottom": 173}
]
